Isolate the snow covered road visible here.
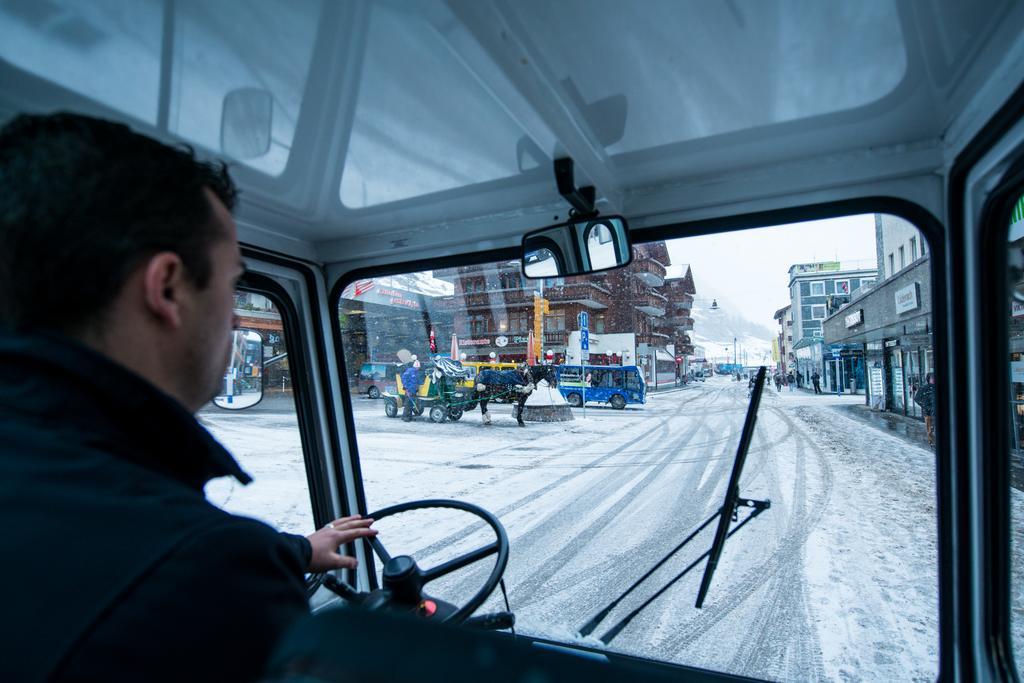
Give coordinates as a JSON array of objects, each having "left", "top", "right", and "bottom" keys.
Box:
[{"left": 204, "top": 377, "right": 957, "bottom": 681}]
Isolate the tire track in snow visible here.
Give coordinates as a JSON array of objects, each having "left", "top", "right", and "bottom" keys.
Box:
[
  {"left": 407, "top": 387, "right": 729, "bottom": 563},
  {"left": 504, "top": 417, "right": 706, "bottom": 609},
  {"left": 651, "top": 404, "right": 832, "bottom": 673}
]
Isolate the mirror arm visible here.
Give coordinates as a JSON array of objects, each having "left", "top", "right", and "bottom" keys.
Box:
[{"left": 554, "top": 157, "right": 598, "bottom": 218}]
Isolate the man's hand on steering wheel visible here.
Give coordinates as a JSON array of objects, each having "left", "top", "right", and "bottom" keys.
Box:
[
  {"left": 319, "top": 500, "right": 510, "bottom": 626},
  {"left": 306, "top": 516, "right": 378, "bottom": 571}
]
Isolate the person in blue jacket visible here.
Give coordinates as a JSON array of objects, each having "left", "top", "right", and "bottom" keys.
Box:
[{"left": 401, "top": 359, "right": 424, "bottom": 421}]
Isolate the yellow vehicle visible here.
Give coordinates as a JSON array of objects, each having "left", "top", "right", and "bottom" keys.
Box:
[{"left": 384, "top": 359, "right": 475, "bottom": 422}]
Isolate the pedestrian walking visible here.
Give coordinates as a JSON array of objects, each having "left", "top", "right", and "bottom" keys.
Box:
[
  {"left": 787, "top": 371, "right": 795, "bottom": 391},
  {"left": 914, "top": 372, "right": 937, "bottom": 446},
  {"left": 401, "top": 360, "right": 423, "bottom": 421},
  {"left": 774, "top": 372, "right": 782, "bottom": 392},
  {"left": 811, "top": 370, "right": 822, "bottom": 394}
]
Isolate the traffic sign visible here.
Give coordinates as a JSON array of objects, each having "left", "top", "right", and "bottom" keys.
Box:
[
  {"left": 578, "top": 311, "right": 589, "bottom": 330},
  {"left": 581, "top": 329, "right": 590, "bottom": 350},
  {"left": 831, "top": 350, "right": 841, "bottom": 359}
]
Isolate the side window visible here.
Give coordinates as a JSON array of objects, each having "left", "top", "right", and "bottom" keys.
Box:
[
  {"left": 200, "top": 292, "right": 313, "bottom": 535},
  {"left": 1007, "top": 192, "right": 1024, "bottom": 678},
  {"left": 336, "top": 214, "right": 937, "bottom": 680}
]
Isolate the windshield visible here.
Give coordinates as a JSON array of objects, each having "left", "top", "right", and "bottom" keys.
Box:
[{"left": 337, "top": 214, "right": 939, "bottom": 680}]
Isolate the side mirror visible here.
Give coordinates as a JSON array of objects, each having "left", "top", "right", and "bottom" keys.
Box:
[
  {"left": 522, "top": 216, "right": 631, "bottom": 278},
  {"left": 214, "top": 330, "right": 264, "bottom": 410},
  {"left": 221, "top": 88, "right": 273, "bottom": 160}
]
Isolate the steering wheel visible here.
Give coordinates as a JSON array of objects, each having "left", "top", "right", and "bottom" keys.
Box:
[{"left": 322, "top": 499, "right": 509, "bottom": 624}]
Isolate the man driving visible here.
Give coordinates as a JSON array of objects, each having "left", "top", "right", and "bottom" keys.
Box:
[{"left": 0, "top": 112, "right": 376, "bottom": 681}]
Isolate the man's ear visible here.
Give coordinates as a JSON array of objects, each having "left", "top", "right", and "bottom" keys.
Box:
[{"left": 141, "top": 252, "right": 188, "bottom": 328}]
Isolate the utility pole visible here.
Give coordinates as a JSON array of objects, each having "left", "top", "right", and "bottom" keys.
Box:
[{"left": 733, "top": 337, "right": 737, "bottom": 366}]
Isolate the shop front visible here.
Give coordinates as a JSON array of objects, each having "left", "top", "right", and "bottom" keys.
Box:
[
  {"left": 824, "top": 342, "right": 866, "bottom": 395},
  {"left": 792, "top": 336, "right": 824, "bottom": 389},
  {"left": 822, "top": 258, "right": 932, "bottom": 417}
]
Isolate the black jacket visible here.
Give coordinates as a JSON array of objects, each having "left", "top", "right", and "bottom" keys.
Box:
[
  {"left": 914, "top": 383, "right": 936, "bottom": 416},
  {"left": 0, "top": 333, "right": 311, "bottom": 682}
]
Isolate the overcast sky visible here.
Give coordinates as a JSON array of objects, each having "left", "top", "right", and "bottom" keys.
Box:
[{"left": 665, "top": 214, "right": 878, "bottom": 328}]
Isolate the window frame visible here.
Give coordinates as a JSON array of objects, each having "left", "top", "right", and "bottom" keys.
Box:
[
  {"left": 946, "top": 78, "right": 1024, "bottom": 681},
  {"left": 234, "top": 268, "right": 338, "bottom": 533},
  {"left": 809, "top": 280, "right": 826, "bottom": 296},
  {"left": 810, "top": 304, "right": 827, "bottom": 319},
  {"left": 973, "top": 159, "right": 1024, "bottom": 680},
  {"left": 329, "top": 196, "right": 949, "bottom": 677}
]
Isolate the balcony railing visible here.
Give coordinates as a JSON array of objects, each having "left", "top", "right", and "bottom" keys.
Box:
[
  {"left": 545, "top": 282, "right": 613, "bottom": 309},
  {"left": 633, "top": 292, "right": 667, "bottom": 317},
  {"left": 452, "top": 289, "right": 534, "bottom": 309},
  {"left": 543, "top": 330, "right": 569, "bottom": 347},
  {"left": 630, "top": 257, "right": 667, "bottom": 286}
]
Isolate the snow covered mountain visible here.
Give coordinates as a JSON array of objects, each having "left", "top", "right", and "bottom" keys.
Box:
[{"left": 689, "top": 295, "right": 775, "bottom": 365}]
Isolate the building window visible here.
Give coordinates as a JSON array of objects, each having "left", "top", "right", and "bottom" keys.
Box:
[
  {"left": 509, "top": 312, "right": 529, "bottom": 332},
  {"left": 834, "top": 279, "right": 851, "bottom": 295},
  {"left": 811, "top": 304, "right": 826, "bottom": 319},
  {"left": 889, "top": 253, "right": 895, "bottom": 277},
  {"left": 594, "top": 315, "right": 605, "bottom": 333},
  {"left": 470, "top": 317, "right": 488, "bottom": 335},
  {"left": 544, "top": 310, "right": 566, "bottom": 332},
  {"left": 810, "top": 281, "right": 825, "bottom": 296},
  {"left": 910, "top": 236, "right": 918, "bottom": 260},
  {"left": 899, "top": 245, "right": 905, "bottom": 269}
]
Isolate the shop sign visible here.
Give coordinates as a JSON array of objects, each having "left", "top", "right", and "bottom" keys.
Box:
[
  {"left": 869, "top": 366, "right": 885, "bottom": 409},
  {"left": 866, "top": 341, "right": 883, "bottom": 351},
  {"left": 341, "top": 279, "right": 422, "bottom": 311},
  {"left": 844, "top": 309, "right": 864, "bottom": 328},
  {"left": 512, "top": 335, "right": 530, "bottom": 344},
  {"left": 793, "top": 261, "right": 840, "bottom": 274},
  {"left": 885, "top": 339, "right": 899, "bottom": 348},
  {"left": 462, "top": 338, "right": 490, "bottom": 346},
  {"left": 1013, "top": 300, "right": 1024, "bottom": 318},
  {"left": 895, "top": 283, "right": 920, "bottom": 314},
  {"left": 495, "top": 336, "right": 508, "bottom": 348}
]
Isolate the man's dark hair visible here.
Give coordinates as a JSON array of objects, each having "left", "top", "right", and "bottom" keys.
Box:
[{"left": 0, "top": 112, "right": 238, "bottom": 334}]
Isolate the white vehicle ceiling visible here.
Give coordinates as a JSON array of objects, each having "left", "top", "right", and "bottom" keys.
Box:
[{"left": 1, "top": 0, "right": 1022, "bottom": 265}]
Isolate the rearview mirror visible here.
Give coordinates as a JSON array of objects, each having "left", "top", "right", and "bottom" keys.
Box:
[
  {"left": 214, "top": 330, "right": 264, "bottom": 410},
  {"left": 221, "top": 88, "right": 273, "bottom": 159},
  {"left": 522, "top": 216, "right": 631, "bottom": 278}
]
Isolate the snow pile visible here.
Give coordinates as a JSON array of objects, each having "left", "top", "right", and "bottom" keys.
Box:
[
  {"left": 524, "top": 379, "right": 574, "bottom": 422},
  {"left": 525, "top": 380, "right": 568, "bottom": 406}
]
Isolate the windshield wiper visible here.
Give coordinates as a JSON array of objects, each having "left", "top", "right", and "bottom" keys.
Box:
[{"left": 578, "top": 366, "right": 771, "bottom": 644}]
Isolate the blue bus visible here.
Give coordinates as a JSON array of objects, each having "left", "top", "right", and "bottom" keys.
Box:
[{"left": 555, "top": 365, "right": 646, "bottom": 409}]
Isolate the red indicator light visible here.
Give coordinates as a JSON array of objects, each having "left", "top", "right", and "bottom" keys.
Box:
[{"left": 419, "top": 599, "right": 437, "bottom": 617}]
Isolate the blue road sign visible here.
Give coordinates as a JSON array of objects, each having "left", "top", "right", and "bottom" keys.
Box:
[
  {"left": 581, "top": 329, "right": 590, "bottom": 350},
  {"left": 578, "top": 311, "right": 589, "bottom": 330}
]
